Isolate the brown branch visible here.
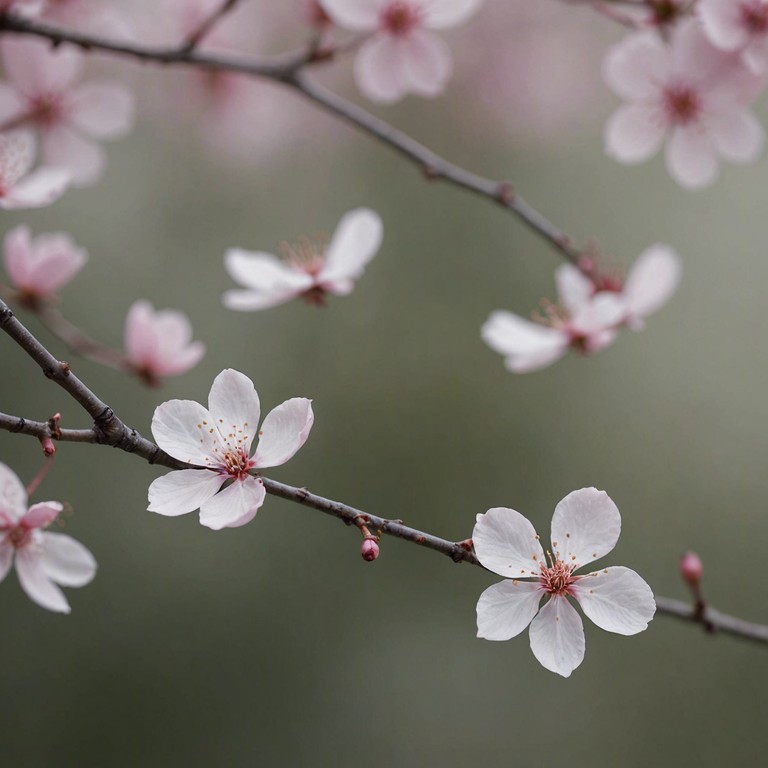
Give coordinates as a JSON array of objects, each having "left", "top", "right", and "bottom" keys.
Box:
[{"left": 180, "top": 0, "right": 243, "bottom": 53}]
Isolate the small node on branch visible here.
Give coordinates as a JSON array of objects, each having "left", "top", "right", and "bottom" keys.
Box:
[
  {"left": 422, "top": 165, "right": 441, "bottom": 181},
  {"left": 48, "top": 412, "right": 62, "bottom": 440},
  {"left": 496, "top": 182, "right": 515, "bottom": 206}
]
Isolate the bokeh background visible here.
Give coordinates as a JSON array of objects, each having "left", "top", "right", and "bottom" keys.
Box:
[{"left": 1, "top": 1, "right": 767, "bottom": 766}]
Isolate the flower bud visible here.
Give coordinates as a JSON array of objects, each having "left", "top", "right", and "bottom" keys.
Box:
[
  {"left": 680, "top": 551, "right": 703, "bottom": 589},
  {"left": 39, "top": 436, "right": 56, "bottom": 457},
  {"left": 361, "top": 536, "right": 379, "bottom": 562}
]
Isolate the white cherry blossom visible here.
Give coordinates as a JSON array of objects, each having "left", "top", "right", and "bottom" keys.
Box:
[
  {"left": 474, "top": 488, "right": 655, "bottom": 677},
  {"left": 223, "top": 208, "right": 382, "bottom": 311},
  {"left": 700, "top": 0, "right": 768, "bottom": 73},
  {"left": 148, "top": 369, "right": 314, "bottom": 530},
  {"left": 319, "top": 0, "right": 483, "bottom": 103},
  {"left": 0, "top": 461, "right": 96, "bottom": 613}
]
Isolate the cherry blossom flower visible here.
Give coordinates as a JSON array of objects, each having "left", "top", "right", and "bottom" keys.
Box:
[
  {"left": 700, "top": 0, "right": 768, "bottom": 73},
  {"left": 0, "top": 37, "right": 135, "bottom": 186},
  {"left": 0, "top": 461, "right": 96, "bottom": 613},
  {"left": 319, "top": 0, "right": 484, "bottom": 103},
  {"left": 39, "top": 0, "right": 132, "bottom": 37},
  {"left": 3, "top": 224, "right": 87, "bottom": 302},
  {"left": 123, "top": 300, "right": 206, "bottom": 386},
  {"left": 473, "top": 488, "right": 655, "bottom": 677},
  {"left": 148, "top": 369, "right": 314, "bottom": 530},
  {"left": 223, "top": 208, "right": 383, "bottom": 311},
  {"left": 0, "top": 0, "right": 45, "bottom": 14},
  {"left": 0, "top": 130, "right": 69, "bottom": 209},
  {"left": 603, "top": 19, "right": 765, "bottom": 189}
]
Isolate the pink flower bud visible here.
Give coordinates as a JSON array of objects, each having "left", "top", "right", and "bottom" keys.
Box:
[
  {"left": 39, "top": 436, "right": 56, "bottom": 456},
  {"left": 361, "top": 536, "right": 379, "bottom": 562},
  {"left": 680, "top": 551, "right": 703, "bottom": 588}
]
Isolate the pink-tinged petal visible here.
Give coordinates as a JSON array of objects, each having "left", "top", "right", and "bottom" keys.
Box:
[
  {"left": 0, "top": 82, "right": 23, "bottom": 124},
  {"left": 423, "top": 0, "right": 483, "bottom": 29},
  {"left": 401, "top": 29, "right": 452, "bottom": 97},
  {"left": 665, "top": 126, "right": 719, "bottom": 189},
  {"left": 318, "top": 0, "right": 380, "bottom": 29},
  {"left": 69, "top": 82, "right": 134, "bottom": 139},
  {"left": 320, "top": 208, "right": 383, "bottom": 285},
  {"left": 670, "top": 18, "right": 732, "bottom": 81},
  {"left": 0, "top": 461, "right": 28, "bottom": 524},
  {"left": 22, "top": 502, "right": 62, "bottom": 529},
  {"left": 124, "top": 300, "right": 157, "bottom": 366},
  {"left": 602, "top": 33, "right": 668, "bottom": 100},
  {"left": 0, "top": 542, "right": 13, "bottom": 582},
  {"left": 571, "top": 566, "right": 656, "bottom": 635},
  {"left": 0, "top": 37, "right": 82, "bottom": 95},
  {"left": 0, "top": 130, "right": 36, "bottom": 187},
  {"left": 355, "top": 36, "right": 408, "bottom": 103},
  {"left": 550, "top": 488, "right": 621, "bottom": 571},
  {"left": 224, "top": 249, "right": 313, "bottom": 294},
  {"left": 572, "top": 293, "right": 625, "bottom": 337},
  {"left": 198, "top": 476, "right": 266, "bottom": 530},
  {"left": 40, "top": 531, "right": 96, "bottom": 587},
  {"left": 42, "top": 125, "right": 105, "bottom": 187},
  {"left": 151, "top": 399, "right": 220, "bottom": 465},
  {"left": 529, "top": 596, "right": 585, "bottom": 677},
  {"left": 222, "top": 288, "right": 303, "bottom": 311},
  {"left": 604, "top": 103, "right": 666, "bottom": 164},
  {"left": 699, "top": 0, "right": 751, "bottom": 51},
  {"left": 207, "top": 369, "right": 262, "bottom": 454},
  {"left": 476, "top": 579, "right": 543, "bottom": 641},
  {"left": 623, "top": 245, "right": 682, "bottom": 322},
  {"left": 253, "top": 398, "right": 314, "bottom": 469},
  {"left": 709, "top": 110, "right": 764, "bottom": 162},
  {"left": 481, "top": 311, "right": 568, "bottom": 373},
  {"left": 147, "top": 469, "right": 225, "bottom": 517},
  {"left": 12, "top": 231, "right": 88, "bottom": 295},
  {"left": 15, "top": 544, "right": 70, "bottom": 613},
  {"left": 473, "top": 507, "right": 545, "bottom": 579},
  {"left": 0, "top": 167, "right": 70, "bottom": 210},
  {"left": 555, "top": 264, "right": 594, "bottom": 315},
  {"left": 744, "top": 40, "right": 768, "bottom": 74}
]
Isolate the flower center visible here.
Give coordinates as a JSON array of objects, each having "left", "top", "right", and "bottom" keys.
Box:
[
  {"left": 662, "top": 84, "right": 701, "bottom": 126},
  {"left": 2, "top": 523, "right": 32, "bottom": 549},
  {"left": 538, "top": 554, "right": 576, "bottom": 596},
  {"left": 221, "top": 446, "right": 253, "bottom": 480},
  {"left": 279, "top": 235, "right": 327, "bottom": 278},
  {"left": 27, "top": 93, "right": 65, "bottom": 128},
  {"left": 380, "top": 2, "right": 422, "bottom": 35},
  {"left": 741, "top": 1, "right": 768, "bottom": 33}
]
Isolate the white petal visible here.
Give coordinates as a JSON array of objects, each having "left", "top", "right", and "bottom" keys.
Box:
[
  {"left": 709, "top": 110, "right": 764, "bottom": 163},
  {"left": 0, "top": 542, "right": 14, "bottom": 582},
  {"left": 207, "top": 369, "right": 262, "bottom": 455},
  {"left": 0, "top": 83, "right": 23, "bottom": 124},
  {"left": 602, "top": 32, "right": 668, "bottom": 100},
  {"left": 222, "top": 288, "right": 301, "bottom": 311},
  {"left": 253, "top": 398, "right": 314, "bottom": 469},
  {"left": 355, "top": 36, "right": 409, "bottom": 104},
  {"left": 550, "top": 488, "right": 621, "bottom": 570},
  {"left": 623, "top": 245, "right": 682, "bottom": 321},
  {"left": 147, "top": 469, "right": 225, "bottom": 516},
  {"left": 665, "top": 126, "right": 719, "bottom": 189},
  {"left": 481, "top": 311, "right": 568, "bottom": 373},
  {"left": 571, "top": 566, "right": 656, "bottom": 635},
  {"left": 320, "top": 208, "right": 383, "bottom": 285},
  {"left": 15, "top": 546, "right": 70, "bottom": 613},
  {"left": 22, "top": 501, "right": 62, "bottom": 529},
  {"left": 69, "top": 82, "right": 134, "bottom": 139},
  {"left": 198, "top": 476, "right": 265, "bottom": 530},
  {"left": 1, "top": 37, "right": 81, "bottom": 95},
  {"left": 529, "top": 596, "right": 585, "bottom": 677},
  {"left": 42, "top": 125, "right": 105, "bottom": 187},
  {"left": 40, "top": 532, "right": 96, "bottom": 587},
  {"left": 224, "top": 249, "right": 312, "bottom": 294},
  {"left": 152, "top": 399, "right": 219, "bottom": 465},
  {"left": 699, "top": 0, "right": 750, "bottom": 50},
  {"left": 555, "top": 264, "right": 594, "bottom": 315},
  {"left": 604, "top": 103, "right": 666, "bottom": 164},
  {"left": 0, "top": 461, "right": 28, "bottom": 523},
  {"left": 400, "top": 29, "right": 452, "bottom": 98},
  {"left": 0, "top": 167, "right": 70, "bottom": 210},
  {"left": 472, "top": 507, "right": 545, "bottom": 579},
  {"left": 0, "top": 130, "right": 37, "bottom": 187},
  {"left": 423, "top": 0, "right": 483, "bottom": 29},
  {"left": 476, "top": 579, "right": 543, "bottom": 641},
  {"left": 318, "top": 0, "right": 380, "bottom": 30}
]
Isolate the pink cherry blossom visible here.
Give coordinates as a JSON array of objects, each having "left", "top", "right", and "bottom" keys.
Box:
[
  {"left": 123, "top": 300, "right": 205, "bottom": 386},
  {"left": 0, "top": 461, "right": 96, "bottom": 613},
  {"left": 603, "top": 19, "right": 765, "bottom": 189},
  {"left": 40, "top": 0, "right": 132, "bottom": 37},
  {"left": 0, "top": 130, "right": 69, "bottom": 209},
  {"left": 0, "top": 37, "right": 134, "bottom": 187},
  {"left": 700, "top": 0, "right": 768, "bottom": 73},
  {"left": 3, "top": 224, "right": 87, "bottom": 301},
  {"left": 319, "top": 0, "right": 483, "bottom": 103},
  {"left": 148, "top": 369, "right": 314, "bottom": 530},
  {"left": 473, "top": 488, "right": 655, "bottom": 677},
  {"left": 223, "top": 208, "right": 383, "bottom": 311},
  {"left": 0, "top": 0, "right": 46, "bottom": 14}
]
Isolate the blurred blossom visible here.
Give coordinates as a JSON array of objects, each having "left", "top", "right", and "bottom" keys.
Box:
[
  {"left": 319, "top": 0, "right": 484, "bottom": 103},
  {"left": 680, "top": 551, "right": 704, "bottom": 589},
  {"left": 603, "top": 19, "right": 765, "bottom": 189},
  {"left": 699, "top": 0, "right": 768, "bottom": 73},
  {"left": 148, "top": 369, "right": 314, "bottom": 530},
  {"left": 124, "top": 300, "right": 205, "bottom": 385},
  {"left": 0, "top": 37, "right": 135, "bottom": 187},
  {"left": 0, "top": 130, "right": 70, "bottom": 209},
  {"left": 39, "top": 0, "right": 133, "bottom": 37},
  {"left": 0, "top": 461, "right": 97, "bottom": 614},
  {"left": 223, "top": 208, "right": 382, "bottom": 311},
  {"left": 0, "top": 0, "right": 45, "bottom": 14},
  {"left": 474, "top": 488, "right": 655, "bottom": 678},
  {"left": 3, "top": 224, "right": 87, "bottom": 301}
]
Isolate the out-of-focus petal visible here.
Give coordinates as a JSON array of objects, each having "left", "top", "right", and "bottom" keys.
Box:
[
  {"left": 0, "top": 542, "right": 13, "bottom": 582},
  {"left": 401, "top": 29, "right": 451, "bottom": 97},
  {"left": 20, "top": 232, "right": 88, "bottom": 295},
  {"left": 318, "top": 0, "right": 380, "bottom": 30},
  {"left": 222, "top": 288, "right": 302, "bottom": 311},
  {"left": 623, "top": 245, "right": 682, "bottom": 322},
  {"left": 550, "top": 488, "right": 621, "bottom": 570},
  {"left": 710, "top": 110, "right": 764, "bottom": 162},
  {"left": 0, "top": 37, "right": 81, "bottom": 95},
  {"left": 602, "top": 33, "right": 667, "bottom": 100},
  {"left": 198, "top": 476, "right": 265, "bottom": 530},
  {"left": 40, "top": 531, "right": 97, "bottom": 587},
  {"left": 604, "top": 103, "right": 665, "bottom": 164},
  {"left": 0, "top": 460, "right": 28, "bottom": 524},
  {"left": 482, "top": 311, "right": 568, "bottom": 373},
  {"left": 207, "top": 369, "right": 262, "bottom": 455},
  {"left": 571, "top": 566, "right": 656, "bottom": 635},
  {"left": 699, "top": 0, "right": 750, "bottom": 51},
  {"left": 321, "top": 208, "right": 383, "bottom": 284},
  {"left": 555, "top": 264, "right": 594, "bottom": 315},
  {"left": 69, "top": 82, "right": 134, "bottom": 139},
  {"left": 0, "top": 130, "right": 37, "bottom": 187},
  {"left": 528, "top": 596, "right": 585, "bottom": 677},
  {"left": 151, "top": 399, "right": 220, "bottom": 465},
  {"left": 147, "top": 468, "right": 225, "bottom": 516},
  {"left": 665, "top": 125, "right": 719, "bottom": 189},
  {"left": 0, "top": 167, "right": 70, "bottom": 210},
  {"left": 42, "top": 125, "right": 105, "bottom": 187},
  {"left": 22, "top": 502, "right": 63, "bottom": 529},
  {"left": 355, "top": 36, "right": 408, "bottom": 103},
  {"left": 253, "top": 398, "right": 314, "bottom": 469},
  {"left": 423, "top": 0, "right": 483, "bottom": 29},
  {"left": 0, "top": 82, "right": 23, "bottom": 124},
  {"left": 15, "top": 545, "right": 71, "bottom": 613},
  {"left": 476, "top": 579, "right": 542, "bottom": 641},
  {"left": 473, "top": 506, "right": 545, "bottom": 578}
]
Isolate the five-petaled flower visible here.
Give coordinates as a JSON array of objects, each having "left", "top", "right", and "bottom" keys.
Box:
[
  {"left": 222, "top": 208, "right": 383, "bottom": 311},
  {"left": 0, "top": 461, "right": 97, "bottom": 613},
  {"left": 148, "top": 369, "right": 314, "bottom": 530},
  {"left": 473, "top": 487, "right": 655, "bottom": 677}
]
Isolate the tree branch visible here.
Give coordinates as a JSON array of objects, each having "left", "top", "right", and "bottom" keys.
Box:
[{"left": 180, "top": 0, "right": 243, "bottom": 53}]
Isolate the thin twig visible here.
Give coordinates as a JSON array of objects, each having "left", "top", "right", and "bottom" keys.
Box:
[{"left": 180, "top": 0, "right": 242, "bottom": 53}]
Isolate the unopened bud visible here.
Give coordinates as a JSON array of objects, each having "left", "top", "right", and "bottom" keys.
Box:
[
  {"left": 680, "top": 551, "right": 703, "bottom": 589},
  {"left": 361, "top": 536, "right": 379, "bottom": 562},
  {"left": 40, "top": 436, "right": 56, "bottom": 456}
]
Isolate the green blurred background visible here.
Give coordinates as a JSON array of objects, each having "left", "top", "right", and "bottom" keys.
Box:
[{"left": 1, "top": 3, "right": 767, "bottom": 766}]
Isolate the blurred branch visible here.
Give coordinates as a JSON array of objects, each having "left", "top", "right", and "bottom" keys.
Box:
[
  {"left": 0, "top": 13, "right": 581, "bottom": 264},
  {"left": 180, "top": 0, "right": 243, "bottom": 53}
]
